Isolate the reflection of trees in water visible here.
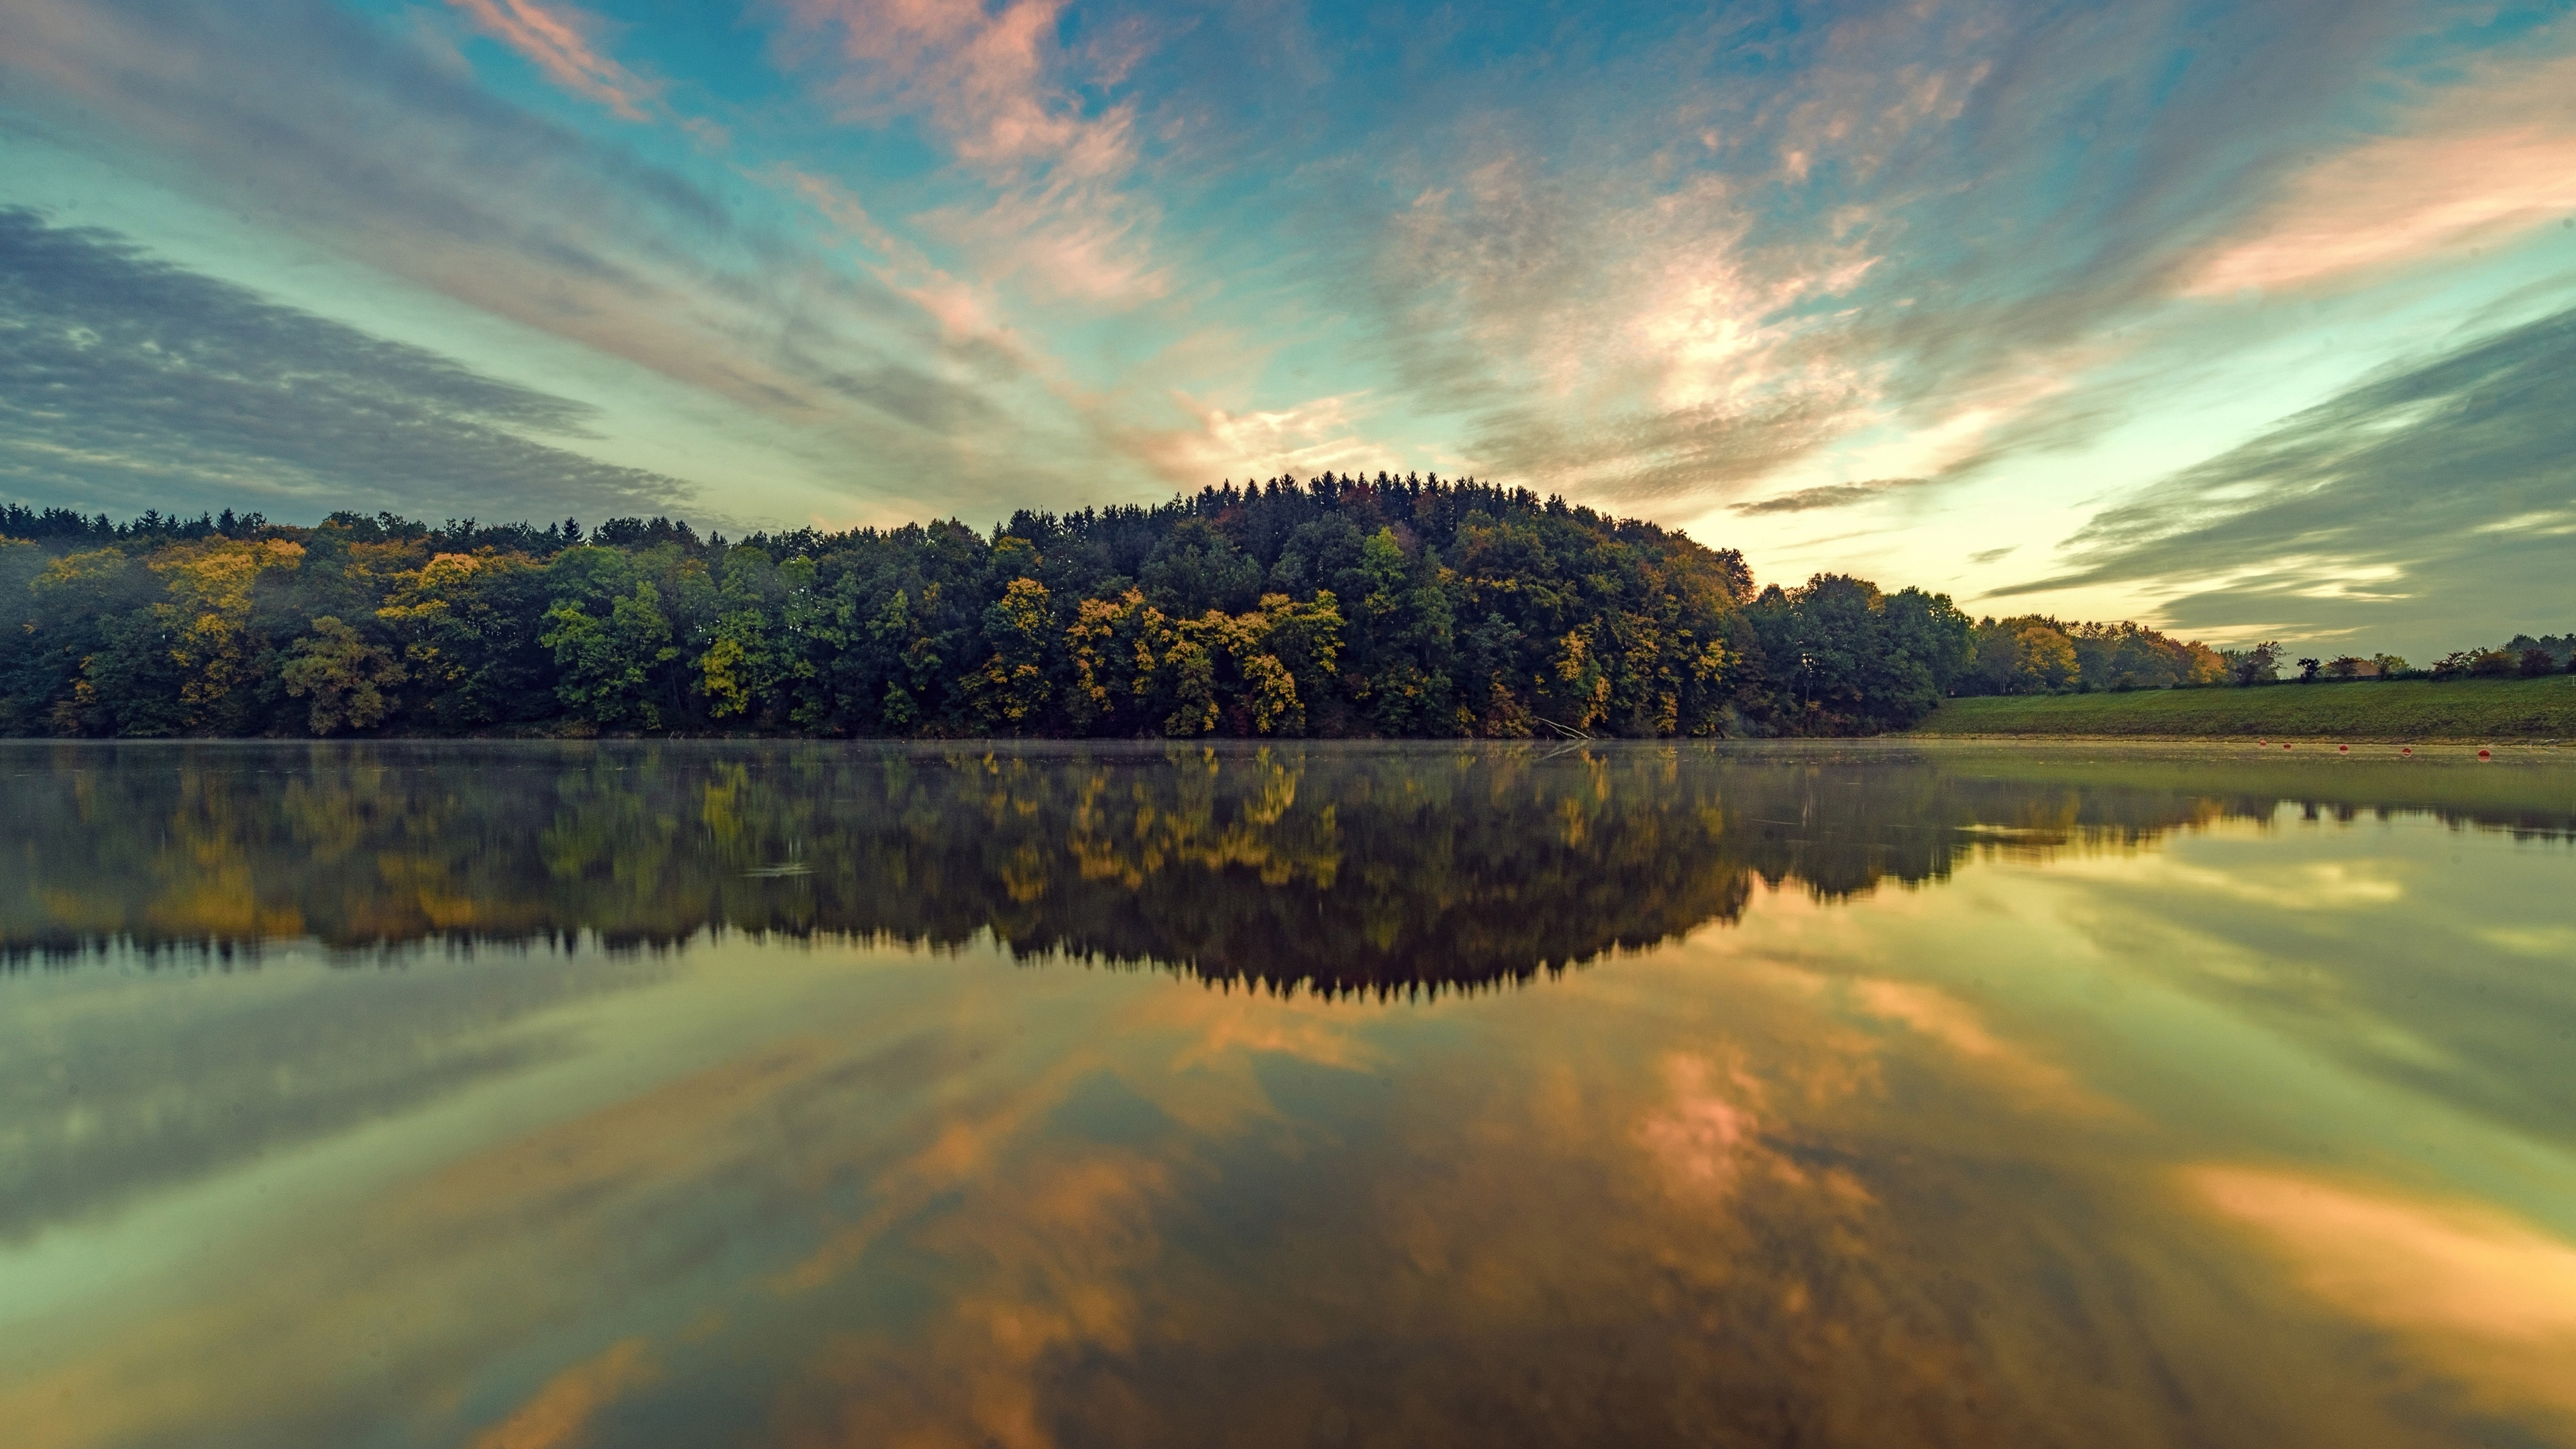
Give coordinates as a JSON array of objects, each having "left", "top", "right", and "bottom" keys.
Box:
[{"left": 3, "top": 743, "right": 2566, "bottom": 990}]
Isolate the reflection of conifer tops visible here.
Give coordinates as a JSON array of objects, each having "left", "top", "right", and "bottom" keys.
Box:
[{"left": 2, "top": 744, "right": 2567, "bottom": 987}]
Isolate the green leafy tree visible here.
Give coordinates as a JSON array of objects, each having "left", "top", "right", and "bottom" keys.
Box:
[
  {"left": 701, "top": 546, "right": 796, "bottom": 724},
  {"left": 1350, "top": 526, "right": 1458, "bottom": 735},
  {"left": 1746, "top": 575, "right": 1970, "bottom": 734},
  {"left": 376, "top": 552, "right": 553, "bottom": 728},
  {"left": 20, "top": 549, "right": 171, "bottom": 735},
  {"left": 2469, "top": 648, "right": 2518, "bottom": 679},
  {"left": 1970, "top": 618, "right": 2079, "bottom": 694},
  {"left": 869, "top": 585, "right": 953, "bottom": 731},
  {"left": 2224, "top": 643, "right": 2282, "bottom": 686},
  {"left": 281, "top": 616, "right": 407, "bottom": 735},
  {"left": 541, "top": 572, "right": 678, "bottom": 729},
  {"left": 1140, "top": 519, "right": 1263, "bottom": 616}
]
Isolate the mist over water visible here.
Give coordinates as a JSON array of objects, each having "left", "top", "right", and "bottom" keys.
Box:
[{"left": 3, "top": 741, "right": 2571, "bottom": 1448}]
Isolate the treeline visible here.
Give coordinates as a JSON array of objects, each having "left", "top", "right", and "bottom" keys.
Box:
[
  {"left": 0, "top": 478, "right": 1981, "bottom": 739},
  {"left": 13, "top": 741, "right": 2561, "bottom": 981},
  {"left": 1960, "top": 614, "right": 2575, "bottom": 693},
  {"left": 1960, "top": 614, "right": 2228, "bottom": 695},
  {"left": 2420, "top": 634, "right": 2576, "bottom": 681},
  {"left": 0, "top": 742, "right": 2357, "bottom": 985},
  {"left": 2216, "top": 635, "right": 2576, "bottom": 686}
]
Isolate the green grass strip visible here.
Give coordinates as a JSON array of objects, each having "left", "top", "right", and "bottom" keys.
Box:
[{"left": 1913, "top": 676, "right": 2576, "bottom": 739}]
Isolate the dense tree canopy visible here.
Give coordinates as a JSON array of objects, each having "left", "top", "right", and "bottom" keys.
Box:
[
  {"left": 19, "top": 740, "right": 2536, "bottom": 987},
  {"left": 1, "top": 478, "right": 1982, "bottom": 737},
  {"left": 1960, "top": 614, "right": 2227, "bottom": 695}
]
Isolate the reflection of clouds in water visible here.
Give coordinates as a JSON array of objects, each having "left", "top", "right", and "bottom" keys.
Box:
[
  {"left": 2120, "top": 857, "right": 2408, "bottom": 911},
  {"left": 803, "top": 1148, "right": 1176, "bottom": 1449},
  {"left": 2478, "top": 925, "right": 2576, "bottom": 957},
  {"left": 770, "top": 985, "right": 1358, "bottom": 1303},
  {"left": 1635, "top": 1051, "right": 1768, "bottom": 1197},
  {"left": 2190, "top": 1166, "right": 2576, "bottom": 1426},
  {"left": 0, "top": 944, "right": 668, "bottom": 1245},
  {"left": 767, "top": 938, "right": 2565, "bottom": 1447},
  {"left": 1847, "top": 979, "right": 2111, "bottom": 1112},
  {"left": 0, "top": 949, "right": 1020, "bottom": 1449},
  {"left": 2026, "top": 818, "right": 2576, "bottom": 1156},
  {"left": 775, "top": 985, "right": 1409, "bottom": 1448},
  {"left": 2041, "top": 827, "right": 2414, "bottom": 912},
  {"left": 1153, "top": 989, "right": 1383, "bottom": 1075},
  {"left": 9, "top": 791, "right": 2576, "bottom": 1448},
  {"left": 466, "top": 1339, "right": 657, "bottom": 1449}
]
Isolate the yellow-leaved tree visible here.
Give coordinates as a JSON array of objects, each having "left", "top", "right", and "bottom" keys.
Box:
[
  {"left": 965, "top": 576, "right": 1057, "bottom": 731},
  {"left": 1065, "top": 588, "right": 1342, "bottom": 737},
  {"left": 149, "top": 539, "right": 305, "bottom": 729}
]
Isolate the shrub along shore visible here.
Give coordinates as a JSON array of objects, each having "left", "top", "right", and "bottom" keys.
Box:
[{"left": 1915, "top": 676, "right": 2576, "bottom": 740}]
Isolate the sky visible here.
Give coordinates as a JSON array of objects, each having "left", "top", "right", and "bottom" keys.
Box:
[{"left": 1, "top": 0, "right": 2573, "bottom": 657}]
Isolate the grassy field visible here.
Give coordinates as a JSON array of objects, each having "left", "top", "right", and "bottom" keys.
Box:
[{"left": 1913, "top": 675, "right": 2576, "bottom": 739}]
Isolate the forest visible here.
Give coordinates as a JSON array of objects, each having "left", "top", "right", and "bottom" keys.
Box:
[
  {"left": 0, "top": 741, "right": 2365, "bottom": 986},
  {"left": 1, "top": 476, "right": 2002, "bottom": 739},
  {"left": 13, "top": 739, "right": 2555, "bottom": 984}
]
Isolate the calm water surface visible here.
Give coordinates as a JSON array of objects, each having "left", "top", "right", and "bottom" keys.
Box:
[{"left": 3, "top": 740, "right": 2573, "bottom": 1448}]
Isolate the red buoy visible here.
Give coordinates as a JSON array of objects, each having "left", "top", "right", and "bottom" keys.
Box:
[
  {"left": 2479, "top": 749, "right": 2491, "bottom": 759},
  {"left": 2339, "top": 745, "right": 2349, "bottom": 753}
]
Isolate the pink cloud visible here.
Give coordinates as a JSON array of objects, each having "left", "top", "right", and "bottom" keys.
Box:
[
  {"left": 770, "top": 164, "right": 1024, "bottom": 351},
  {"left": 445, "top": 0, "right": 655, "bottom": 120},
  {"left": 2188, "top": 128, "right": 2576, "bottom": 296},
  {"left": 2191, "top": 1165, "right": 2576, "bottom": 1423},
  {"left": 1633, "top": 1051, "right": 1774, "bottom": 1199},
  {"left": 776, "top": 0, "right": 1123, "bottom": 175},
  {"left": 772, "top": 1, "right": 1168, "bottom": 317},
  {"left": 2184, "top": 55, "right": 2576, "bottom": 297},
  {"left": 466, "top": 1339, "right": 658, "bottom": 1449},
  {"left": 919, "top": 173, "right": 1169, "bottom": 305},
  {"left": 1119, "top": 389, "right": 1388, "bottom": 486},
  {"left": 1378, "top": 151, "right": 1880, "bottom": 500}
]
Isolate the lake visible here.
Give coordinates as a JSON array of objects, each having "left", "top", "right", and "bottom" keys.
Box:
[{"left": 3, "top": 739, "right": 2573, "bottom": 1449}]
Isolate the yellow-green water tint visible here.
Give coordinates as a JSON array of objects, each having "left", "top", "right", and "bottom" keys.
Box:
[{"left": 1, "top": 741, "right": 2570, "bottom": 1448}]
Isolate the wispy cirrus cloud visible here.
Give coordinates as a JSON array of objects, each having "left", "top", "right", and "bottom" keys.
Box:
[
  {"left": 770, "top": 164, "right": 1022, "bottom": 360},
  {"left": 2182, "top": 51, "right": 2576, "bottom": 299},
  {"left": 771, "top": 0, "right": 1169, "bottom": 309},
  {"left": 775, "top": 0, "right": 1120, "bottom": 174},
  {"left": 1732, "top": 478, "right": 1928, "bottom": 517},
  {"left": 445, "top": 0, "right": 657, "bottom": 120},
  {"left": 0, "top": 208, "right": 690, "bottom": 521},
  {"left": 0, "top": 0, "right": 1155, "bottom": 524},
  {"left": 1364, "top": 148, "right": 1875, "bottom": 503},
  {"left": 920, "top": 180, "right": 1171, "bottom": 305},
  {"left": 1289, "top": 0, "right": 2449, "bottom": 512},
  {"left": 4, "top": 0, "right": 2572, "bottom": 652},
  {"left": 1118, "top": 390, "right": 1390, "bottom": 486},
  {"left": 0, "top": 0, "right": 808, "bottom": 409},
  {"left": 1994, "top": 303, "right": 2576, "bottom": 651}
]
